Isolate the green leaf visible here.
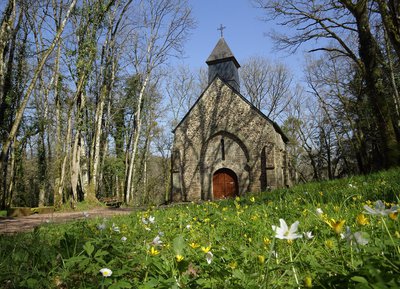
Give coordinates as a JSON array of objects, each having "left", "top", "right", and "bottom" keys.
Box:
[
  {"left": 351, "top": 276, "right": 369, "bottom": 284},
  {"left": 172, "top": 234, "right": 185, "bottom": 255},
  {"left": 83, "top": 241, "right": 94, "bottom": 256},
  {"left": 109, "top": 280, "right": 132, "bottom": 289}
]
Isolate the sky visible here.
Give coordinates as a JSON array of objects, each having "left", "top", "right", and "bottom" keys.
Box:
[{"left": 178, "top": 0, "right": 307, "bottom": 82}]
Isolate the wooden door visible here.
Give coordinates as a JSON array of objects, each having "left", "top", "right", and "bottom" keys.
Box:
[{"left": 213, "top": 169, "right": 238, "bottom": 199}]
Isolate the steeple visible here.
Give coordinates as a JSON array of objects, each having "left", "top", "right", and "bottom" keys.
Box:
[{"left": 206, "top": 36, "right": 240, "bottom": 92}]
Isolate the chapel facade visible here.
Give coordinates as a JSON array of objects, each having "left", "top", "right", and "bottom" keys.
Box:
[{"left": 171, "top": 37, "right": 291, "bottom": 201}]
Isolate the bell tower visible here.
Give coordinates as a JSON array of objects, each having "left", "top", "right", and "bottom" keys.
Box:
[{"left": 206, "top": 27, "right": 240, "bottom": 92}]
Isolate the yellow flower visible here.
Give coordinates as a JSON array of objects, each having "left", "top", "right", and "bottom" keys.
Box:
[
  {"left": 257, "top": 255, "right": 265, "bottom": 264},
  {"left": 189, "top": 242, "right": 200, "bottom": 249},
  {"left": 356, "top": 214, "right": 369, "bottom": 226},
  {"left": 228, "top": 261, "right": 237, "bottom": 269},
  {"left": 201, "top": 246, "right": 211, "bottom": 253},
  {"left": 250, "top": 196, "right": 255, "bottom": 203},
  {"left": 175, "top": 255, "right": 184, "bottom": 262},
  {"left": 389, "top": 212, "right": 398, "bottom": 221},
  {"left": 304, "top": 276, "right": 312, "bottom": 288},
  {"left": 325, "top": 239, "right": 335, "bottom": 249},
  {"left": 325, "top": 219, "right": 346, "bottom": 234},
  {"left": 149, "top": 246, "right": 160, "bottom": 256},
  {"left": 333, "top": 206, "right": 340, "bottom": 212},
  {"left": 263, "top": 237, "right": 271, "bottom": 246},
  {"left": 319, "top": 191, "right": 324, "bottom": 196},
  {"left": 235, "top": 196, "right": 240, "bottom": 202}
]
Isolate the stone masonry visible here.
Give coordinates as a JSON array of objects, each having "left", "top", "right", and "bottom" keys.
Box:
[{"left": 171, "top": 38, "right": 290, "bottom": 201}]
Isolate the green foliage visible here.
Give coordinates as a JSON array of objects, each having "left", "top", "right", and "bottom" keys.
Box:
[{"left": 0, "top": 168, "right": 399, "bottom": 288}]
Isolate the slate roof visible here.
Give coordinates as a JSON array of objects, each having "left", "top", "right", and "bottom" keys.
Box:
[{"left": 206, "top": 37, "right": 240, "bottom": 68}]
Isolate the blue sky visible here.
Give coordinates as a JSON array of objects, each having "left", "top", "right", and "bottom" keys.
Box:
[{"left": 179, "top": 0, "right": 306, "bottom": 81}]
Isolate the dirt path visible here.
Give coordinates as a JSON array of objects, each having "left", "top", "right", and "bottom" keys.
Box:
[{"left": 0, "top": 207, "right": 135, "bottom": 235}]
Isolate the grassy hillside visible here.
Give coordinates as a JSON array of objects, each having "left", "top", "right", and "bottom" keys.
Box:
[{"left": 1, "top": 168, "right": 399, "bottom": 288}]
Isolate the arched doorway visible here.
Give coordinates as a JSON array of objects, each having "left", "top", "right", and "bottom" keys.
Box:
[{"left": 212, "top": 168, "right": 238, "bottom": 199}]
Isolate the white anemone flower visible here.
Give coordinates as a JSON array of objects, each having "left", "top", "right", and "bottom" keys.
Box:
[
  {"left": 205, "top": 251, "right": 213, "bottom": 264},
  {"left": 151, "top": 235, "right": 163, "bottom": 246},
  {"left": 272, "top": 219, "right": 302, "bottom": 240},
  {"left": 304, "top": 231, "right": 314, "bottom": 239},
  {"left": 316, "top": 208, "right": 324, "bottom": 215},
  {"left": 363, "top": 200, "right": 398, "bottom": 216},
  {"left": 97, "top": 223, "right": 106, "bottom": 231},
  {"left": 141, "top": 217, "right": 148, "bottom": 224},
  {"left": 121, "top": 236, "right": 127, "bottom": 242},
  {"left": 99, "top": 268, "right": 112, "bottom": 277},
  {"left": 148, "top": 216, "right": 155, "bottom": 224},
  {"left": 342, "top": 226, "right": 368, "bottom": 246},
  {"left": 112, "top": 223, "right": 120, "bottom": 233}
]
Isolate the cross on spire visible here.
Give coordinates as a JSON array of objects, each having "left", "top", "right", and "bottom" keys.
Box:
[{"left": 217, "top": 24, "right": 226, "bottom": 38}]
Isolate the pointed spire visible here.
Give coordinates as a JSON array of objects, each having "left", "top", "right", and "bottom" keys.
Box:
[{"left": 206, "top": 38, "right": 240, "bottom": 68}]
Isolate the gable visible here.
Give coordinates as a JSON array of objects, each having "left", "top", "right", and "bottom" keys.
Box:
[{"left": 173, "top": 76, "right": 289, "bottom": 143}]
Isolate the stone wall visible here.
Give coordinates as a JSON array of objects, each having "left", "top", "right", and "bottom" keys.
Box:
[{"left": 172, "top": 77, "right": 288, "bottom": 201}]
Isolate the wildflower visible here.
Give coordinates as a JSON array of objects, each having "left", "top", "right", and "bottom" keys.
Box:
[
  {"left": 148, "top": 216, "right": 155, "bottom": 223},
  {"left": 354, "top": 232, "right": 369, "bottom": 245},
  {"left": 112, "top": 223, "right": 120, "bottom": 233},
  {"left": 201, "top": 246, "right": 211, "bottom": 253},
  {"left": 325, "top": 239, "right": 334, "bottom": 249},
  {"left": 356, "top": 214, "right": 369, "bottom": 226},
  {"left": 205, "top": 251, "right": 213, "bottom": 264},
  {"left": 99, "top": 268, "right": 112, "bottom": 277},
  {"left": 257, "top": 255, "right": 265, "bottom": 264},
  {"left": 316, "top": 208, "right": 323, "bottom": 216},
  {"left": 149, "top": 247, "right": 160, "bottom": 256},
  {"left": 250, "top": 196, "right": 255, "bottom": 203},
  {"left": 304, "top": 231, "right": 314, "bottom": 239},
  {"left": 141, "top": 217, "right": 148, "bottom": 224},
  {"left": 325, "top": 219, "right": 346, "bottom": 234},
  {"left": 304, "top": 276, "right": 312, "bottom": 288},
  {"left": 189, "top": 242, "right": 200, "bottom": 249},
  {"left": 186, "top": 224, "right": 191, "bottom": 230},
  {"left": 342, "top": 227, "right": 368, "bottom": 246},
  {"left": 97, "top": 223, "right": 106, "bottom": 231},
  {"left": 235, "top": 196, "right": 240, "bottom": 202},
  {"left": 151, "top": 235, "right": 163, "bottom": 246},
  {"left": 363, "top": 200, "right": 398, "bottom": 216},
  {"left": 228, "top": 261, "right": 237, "bottom": 269},
  {"left": 263, "top": 237, "right": 271, "bottom": 246},
  {"left": 83, "top": 211, "right": 89, "bottom": 218},
  {"left": 121, "top": 236, "right": 127, "bottom": 242},
  {"left": 175, "top": 255, "right": 184, "bottom": 262},
  {"left": 389, "top": 212, "right": 398, "bottom": 221},
  {"left": 272, "top": 219, "right": 302, "bottom": 240}
]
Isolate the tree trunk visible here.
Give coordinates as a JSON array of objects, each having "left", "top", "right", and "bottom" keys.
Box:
[{"left": 341, "top": 0, "right": 400, "bottom": 168}]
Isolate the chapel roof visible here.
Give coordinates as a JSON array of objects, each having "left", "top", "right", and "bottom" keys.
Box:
[{"left": 206, "top": 37, "right": 240, "bottom": 68}]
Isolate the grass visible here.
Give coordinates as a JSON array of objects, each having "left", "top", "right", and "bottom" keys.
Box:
[
  {"left": 0, "top": 168, "right": 399, "bottom": 288},
  {"left": 0, "top": 210, "right": 6, "bottom": 217}
]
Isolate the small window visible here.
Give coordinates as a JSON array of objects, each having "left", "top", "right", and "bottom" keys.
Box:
[{"left": 221, "top": 138, "right": 225, "bottom": 160}]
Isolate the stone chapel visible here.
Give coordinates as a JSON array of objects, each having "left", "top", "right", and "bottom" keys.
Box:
[{"left": 171, "top": 37, "right": 291, "bottom": 201}]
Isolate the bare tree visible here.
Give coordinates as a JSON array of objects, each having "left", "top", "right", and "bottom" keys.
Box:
[
  {"left": 123, "top": 0, "right": 194, "bottom": 204},
  {"left": 240, "top": 56, "right": 293, "bottom": 123},
  {"left": 254, "top": 0, "right": 400, "bottom": 169}
]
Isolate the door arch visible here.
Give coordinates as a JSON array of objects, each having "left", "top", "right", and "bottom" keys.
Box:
[{"left": 212, "top": 168, "right": 238, "bottom": 199}]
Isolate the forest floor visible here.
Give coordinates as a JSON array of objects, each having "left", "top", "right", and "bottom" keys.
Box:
[{"left": 0, "top": 207, "right": 135, "bottom": 235}]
